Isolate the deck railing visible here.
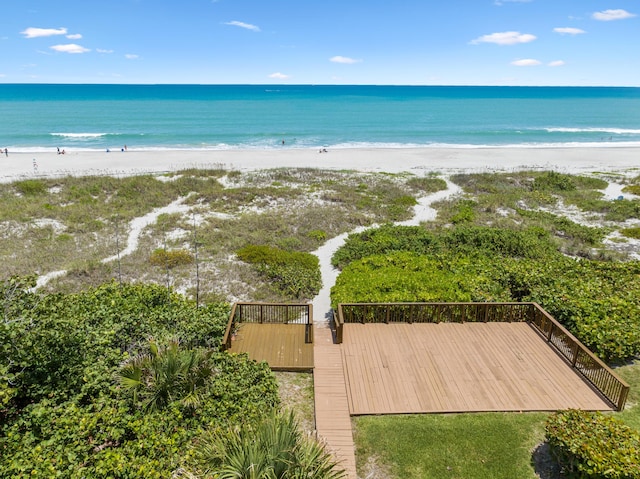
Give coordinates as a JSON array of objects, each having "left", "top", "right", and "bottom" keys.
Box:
[
  {"left": 222, "top": 302, "right": 313, "bottom": 350},
  {"left": 335, "top": 302, "right": 630, "bottom": 411},
  {"left": 529, "top": 303, "right": 630, "bottom": 412}
]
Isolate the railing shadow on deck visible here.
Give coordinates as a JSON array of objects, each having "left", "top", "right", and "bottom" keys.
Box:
[
  {"left": 334, "top": 302, "right": 630, "bottom": 411},
  {"left": 222, "top": 302, "right": 314, "bottom": 351}
]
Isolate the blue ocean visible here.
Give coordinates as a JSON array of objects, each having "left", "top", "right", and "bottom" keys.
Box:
[{"left": 1, "top": 84, "right": 640, "bottom": 152}]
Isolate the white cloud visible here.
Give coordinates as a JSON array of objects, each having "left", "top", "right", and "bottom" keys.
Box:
[
  {"left": 330, "top": 55, "right": 362, "bottom": 64},
  {"left": 548, "top": 60, "right": 565, "bottom": 67},
  {"left": 269, "top": 72, "right": 290, "bottom": 79},
  {"left": 511, "top": 58, "right": 541, "bottom": 66},
  {"left": 125, "top": 54, "right": 139, "bottom": 60},
  {"left": 592, "top": 9, "right": 636, "bottom": 21},
  {"left": 470, "top": 31, "right": 536, "bottom": 45},
  {"left": 21, "top": 27, "right": 68, "bottom": 38},
  {"left": 224, "top": 21, "right": 260, "bottom": 32},
  {"left": 66, "top": 33, "right": 82, "bottom": 40},
  {"left": 50, "top": 43, "right": 90, "bottom": 54},
  {"left": 97, "top": 49, "right": 114, "bottom": 54},
  {"left": 553, "top": 27, "right": 586, "bottom": 35}
]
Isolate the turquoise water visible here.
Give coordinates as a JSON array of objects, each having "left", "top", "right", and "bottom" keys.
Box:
[{"left": 1, "top": 84, "right": 639, "bottom": 151}]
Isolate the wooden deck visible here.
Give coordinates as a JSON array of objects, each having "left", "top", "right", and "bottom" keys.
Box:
[
  {"left": 341, "top": 322, "right": 612, "bottom": 415},
  {"left": 228, "top": 323, "right": 313, "bottom": 370},
  {"left": 313, "top": 323, "right": 358, "bottom": 479}
]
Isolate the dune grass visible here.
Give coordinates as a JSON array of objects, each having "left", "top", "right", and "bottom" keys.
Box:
[{"left": 1, "top": 168, "right": 429, "bottom": 299}]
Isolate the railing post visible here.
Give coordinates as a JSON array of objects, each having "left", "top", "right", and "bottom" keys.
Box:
[
  {"left": 571, "top": 342, "right": 579, "bottom": 367},
  {"left": 306, "top": 304, "right": 314, "bottom": 344},
  {"left": 618, "top": 386, "right": 630, "bottom": 412}
]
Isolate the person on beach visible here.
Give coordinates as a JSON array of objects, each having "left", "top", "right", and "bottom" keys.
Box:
[{"left": 4, "top": 148, "right": 7, "bottom": 157}]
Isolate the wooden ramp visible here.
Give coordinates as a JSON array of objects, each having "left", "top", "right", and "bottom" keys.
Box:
[
  {"left": 341, "top": 322, "right": 612, "bottom": 415},
  {"left": 313, "top": 324, "right": 358, "bottom": 479},
  {"left": 228, "top": 323, "right": 313, "bottom": 370}
]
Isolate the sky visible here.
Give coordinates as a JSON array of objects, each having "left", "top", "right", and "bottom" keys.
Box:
[{"left": 1, "top": 0, "right": 638, "bottom": 86}]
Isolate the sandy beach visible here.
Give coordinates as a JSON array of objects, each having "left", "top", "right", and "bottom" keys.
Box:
[{"left": 2, "top": 146, "right": 639, "bottom": 183}]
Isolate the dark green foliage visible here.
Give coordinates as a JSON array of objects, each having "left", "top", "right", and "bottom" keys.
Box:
[
  {"left": 331, "top": 252, "right": 508, "bottom": 306},
  {"left": 331, "top": 224, "right": 440, "bottom": 269},
  {"left": 2, "top": 281, "right": 230, "bottom": 406},
  {"left": 0, "top": 280, "right": 280, "bottom": 477},
  {"left": 237, "top": 245, "right": 322, "bottom": 299},
  {"left": 441, "top": 225, "right": 555, "bottom": 258},
  {"left": 501, "top": 259, "right": 640, "bottom": 361},
  {"left": 332, "top": 224, "right": 555, "bottom": 270},
  {"left": 532, "top": 171, "right": 577, "bottom": 192},
  {"left": 451, "top": 199, "right": 477, "bottom": 224},
  {"left": 119, "top": 339, "right": 217, "bottom": 412},
  {"left": 546, "top": 410, "right": 640, "bottom": 478}
]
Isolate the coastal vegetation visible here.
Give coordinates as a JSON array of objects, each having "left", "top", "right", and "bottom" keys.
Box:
[
  {"left": 2, "top": 167, "right": 640, "bottom": 478},
  {"left": 0, "top": 278, "right": 344, "bottom": 478},
  {"left": 332, "top": 170, "right": 640, "bottom": 478},
  {"left": 0, "top": 168, "right": 424, "bottom": 301}
]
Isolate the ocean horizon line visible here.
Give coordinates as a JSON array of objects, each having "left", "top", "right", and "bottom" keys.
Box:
[{"left": 2, "top": 82, "right": 640, "bottom": 88}]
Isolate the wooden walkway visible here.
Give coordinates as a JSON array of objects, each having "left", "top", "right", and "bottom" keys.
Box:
[
  {"left": 341, "top": 322, "right": 612, "bottom": 415},
  {"left": 313, "top": 323, "right": 358, "bottom": 479},
  {"left": 228, "top": 323, "right": 313, "bottom": 370}
]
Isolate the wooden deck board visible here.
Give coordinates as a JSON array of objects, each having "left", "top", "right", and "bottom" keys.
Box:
[
  {"left": 228, "top": 323, "right": 313, "bottom": 370},
  {"left": 341, "top": 322, "right": 612, "bottom": 415},
  {"left": 314, "top": 325, "right": 358, "bottom": 479}
]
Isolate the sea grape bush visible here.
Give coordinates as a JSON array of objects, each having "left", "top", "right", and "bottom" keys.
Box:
[
  {"left": 331, "top": 225, "right": 640, "bottom": 362},
  {"left": 0, "top": 279, "right": 280, "bottom": 478},
  {"left": 546, "top": 410, "right": 640, "bottom": 479},
  {"left": 237, "top": 244, "right": 322, "bottom": 299}
]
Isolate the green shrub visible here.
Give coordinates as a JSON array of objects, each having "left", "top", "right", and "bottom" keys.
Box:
[
  {"left": 532, "top": 171, "right": 576, "bottom": 192},
  {"left": 14, "top": 179, "right": 47, "bottom": 195},
  {"left": 331, "top": 251, "right": 508, "bottom": 306},
  {"left": 0, "top": 279, "right": 279, "bottom": 478},
  {"left": 149, "top": 248, "right": 194, "bottom": 269},
  {"left": 546, "top": 409, "right": 640, "bottom": 479},
  {"left": 441, "top": 225, "right": 556, "bottom": 259},
  {"left": 307, "top": 229, "right": 327, "bottom": 242},
  {"left": 331, "top": 224, "right": 441, "bottom": 269},
  {"left": 236, "top": 245, "right": 321, "bottom": 299},
  {"left": 451, "top": 199, "right": 477, "bottom": 224}
]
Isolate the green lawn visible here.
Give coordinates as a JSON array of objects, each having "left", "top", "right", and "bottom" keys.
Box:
[{"left": 354, "top": 412, "right": 548, "bottom": 479}]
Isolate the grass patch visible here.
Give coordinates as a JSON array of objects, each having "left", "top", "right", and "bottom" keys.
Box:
[
  {"left": 354, "top": 413, "right": 548, "bottom": 479},
  {"left": 274, "top": 372, "right": 315, "bottom": 435},
  {"left": 616, "top": 360, "right": 640, "bottom": 431},
  {"left": 621, "top": 227, "right": 640, "bottom": 240}
]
